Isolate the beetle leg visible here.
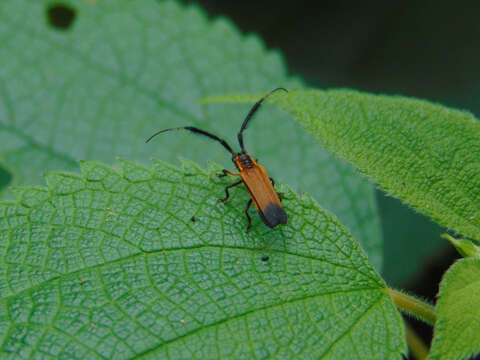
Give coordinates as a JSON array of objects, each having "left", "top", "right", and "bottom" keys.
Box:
[
  {"left": 270, "top": 178, "right": 284, "bottom": 202},
  {"left": 217, "top": 169, "right": 240, "bottom": 178},
  {"left": 277, "top": 192, "right": 284, "bottom": 202},
  {"left": 245, "top": 199, "right": 253, "bottom": 232},
  {"left": 218, "top": 180, "right": 242, "bottom": 203}
]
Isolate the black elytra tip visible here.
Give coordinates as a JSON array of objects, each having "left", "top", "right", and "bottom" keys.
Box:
[
  {"left": 190, "top": 216, "right": 196, "bottom": 222},
  {"left": 260, "top": 203, "right": 288, "bottom": 228},
  {"left": 261, "top": 256, "right": 270, "bottom": 262},
  {"left": 47, "top": 3, "right": 76, "bottom": 30}
]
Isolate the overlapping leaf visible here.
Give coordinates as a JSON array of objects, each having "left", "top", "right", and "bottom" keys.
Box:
[
  {"left": 0, "top": 0, "right": 382, "bottom": 269},
  {"left": 0, "top": 160, "right": 405, "bottom": 358},
  {"left": 429, "top": 259, "right": 480, "bottom": 360},
  {"left": 208, "top": 89, "right": 480, "bottom": 242}
]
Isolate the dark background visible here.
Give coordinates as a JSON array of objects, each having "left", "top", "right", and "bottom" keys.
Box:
[{"left": 182, "top": 0, "right": 479, "bottom": 355}]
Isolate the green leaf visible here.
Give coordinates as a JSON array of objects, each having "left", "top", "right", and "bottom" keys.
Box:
[
  {"left": 0, "top": 160, "right": 406, "bottom": 358},
  {"left": 429, "top": 258, "right": 480, "bottom": 360},
  {"left": 208, "top": 89, "right": 480, "bottom": 242},
  {"left": 0, "top": 0, "right": 382, "bottom": 270}
]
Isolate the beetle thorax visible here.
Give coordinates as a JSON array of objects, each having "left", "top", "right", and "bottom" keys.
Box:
[{"left": 233, "top": 152, "right": 254, "bottom": 171}]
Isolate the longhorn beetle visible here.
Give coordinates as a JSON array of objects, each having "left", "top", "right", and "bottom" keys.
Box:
[{"left": 146, "top": 87, "right": 288, "bottom": 232}]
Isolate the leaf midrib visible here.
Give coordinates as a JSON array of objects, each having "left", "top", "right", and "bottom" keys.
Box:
[
  {"left": 1, "top": 243, "right": 381, "bottom": 302},
  {"left": 135, "top": 287, "right": 383, "bottom": 359},
  {"left": 317, "top": 291, "right": 384, "bottom": 359}
]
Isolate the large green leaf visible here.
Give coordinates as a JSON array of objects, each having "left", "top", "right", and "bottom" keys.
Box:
[
  {"left": 207, "top": 89, "right": 480, "bottom": 243},
  {"left": 0, "top": 160, "right": 406, "bottom": 358},
  {"left": 0, "top": 0, "right": 382, "bottom": 269},
  {"left": 429, "top": 258, "right": 480, "bottom": 360}
]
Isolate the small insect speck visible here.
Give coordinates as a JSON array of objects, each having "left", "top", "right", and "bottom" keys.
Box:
[
  {"left": 191, "top": 216, "right": 196, "bottom": 222},
  {"left": 79, "top": 279, "right": 84, "bottom": 285},
  {"left": 261, "top": 256, "right": 270, "bottom": 262},
  {"left": 180, "top": 319, "right": 185, "bottom": 324}
]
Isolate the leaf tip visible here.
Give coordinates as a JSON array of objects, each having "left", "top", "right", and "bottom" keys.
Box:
[{"left": 441, "top": 233, "right": 480, "bottom": 258}]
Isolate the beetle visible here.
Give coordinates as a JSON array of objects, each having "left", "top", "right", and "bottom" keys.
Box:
[{"left": 146, "top": 87, "right": 288, "bottom": 231}]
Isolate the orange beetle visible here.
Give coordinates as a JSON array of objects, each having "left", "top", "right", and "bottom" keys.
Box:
[{"left": 146, "top": 88, "right": 288, "bottom": 231}]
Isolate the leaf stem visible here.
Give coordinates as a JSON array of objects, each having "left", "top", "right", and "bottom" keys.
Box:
[
  {"left": 405, "top": 320, "right": 429, "bottom": 360},
  {"left": 385, "top": 288, "right": 437, "bottom": 325}
]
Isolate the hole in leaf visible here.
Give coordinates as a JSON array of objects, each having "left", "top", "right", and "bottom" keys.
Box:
[{"left": 46, "top": 3, "right": 76, "bottom": 30}]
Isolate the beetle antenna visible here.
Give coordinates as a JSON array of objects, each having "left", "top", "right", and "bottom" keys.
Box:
[
  {"left": 237, "top": 87, "right": 288, "bottom": 152},
  {"left": 146, "top": 126, "right": 235, "bottom": 155}
]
